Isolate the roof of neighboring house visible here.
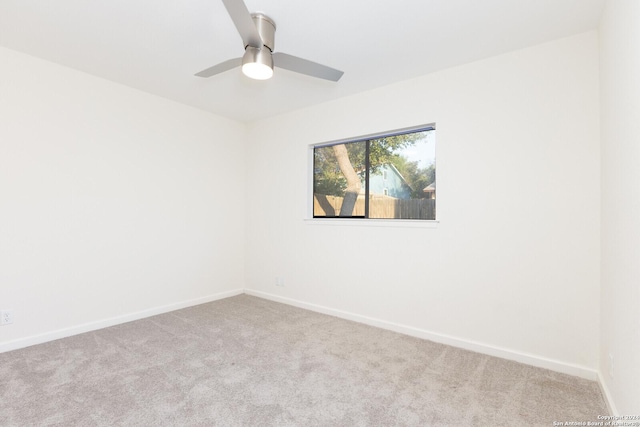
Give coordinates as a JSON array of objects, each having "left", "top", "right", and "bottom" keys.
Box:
[
  {"left": 423, "top": 181, "right": 436, "bottom": 193},
  {"left": 359, "top": 163, "right": 414, "bottom": 190},
  {"left": 386, "top": 164, "right": 413, "bottom": 190}
]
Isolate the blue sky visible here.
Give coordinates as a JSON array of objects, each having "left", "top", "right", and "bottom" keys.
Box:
[{"left": 396, "top": 130, "right": 435, "bottom": 169}]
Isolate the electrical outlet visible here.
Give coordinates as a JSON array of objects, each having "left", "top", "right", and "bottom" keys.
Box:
[
  {"left": 275, "top": 277, "right": 285, "bottom": 287},
  {"left": 0, "top": 310, "right": 13, "bottom": 325},
  {"left": 608, "top": 353, "right": 614, "bottom": 379}
]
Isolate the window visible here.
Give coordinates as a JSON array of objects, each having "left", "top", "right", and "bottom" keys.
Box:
[{"left": 313, "top": 125, "right": 435, "bottom": 220}]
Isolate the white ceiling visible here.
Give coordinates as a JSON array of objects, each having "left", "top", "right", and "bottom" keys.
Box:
[{"left": 0, "top": 0, "right": 605, "bottom": 123}]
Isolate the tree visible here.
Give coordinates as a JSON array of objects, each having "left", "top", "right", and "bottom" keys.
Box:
[
  {"left": 313, "top": 131, "right": 432, "bottom": 214},
  {"left": 368, "top": 134, "right": 422, "bottom": 173},
  {"left": 313, "top": 146, "right": 347, "bottom": 196},
  {"left": 391, "top": 157, "right": 436, "bottom": 198},
  {"left": 332, "top": 144, "right": 361, "bottom": 216}
]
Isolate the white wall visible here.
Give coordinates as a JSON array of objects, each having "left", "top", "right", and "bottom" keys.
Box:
[
  {"left": 1, "top": 19, "right": 632, "bottom": 410},
  {"left": 599, "top": 0, "right": 640, "bottom": 414},
  {"left": 245, "top": 32, "right": 601, "bottom": 377},
  {"left": 0, "top": 47, "right": 246, "bottom": 350}
]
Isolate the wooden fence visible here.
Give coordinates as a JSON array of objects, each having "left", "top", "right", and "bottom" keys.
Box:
[{"left": 314, "top": 194, "right": 435, "bottom": 220}]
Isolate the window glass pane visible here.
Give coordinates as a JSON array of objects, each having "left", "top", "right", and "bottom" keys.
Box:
[
  {"left": 313, "top": 141, "right": 366, "bottom": 217},
  {"left": 368, "top": 129, "right": 435, "bottom": 219}
]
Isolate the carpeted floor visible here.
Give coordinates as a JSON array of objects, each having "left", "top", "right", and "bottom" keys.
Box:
[{"left": 0, "top": 294, "right": 608, "bottom": 426}]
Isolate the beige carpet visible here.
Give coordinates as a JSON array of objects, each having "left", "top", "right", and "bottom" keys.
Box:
[{"left": 0, "top": 294, "right": 608, "bottom": 426}]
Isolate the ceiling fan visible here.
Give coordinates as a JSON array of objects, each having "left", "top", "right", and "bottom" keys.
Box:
[{"left": 195, "top": 0, "right": 344, "bottom": 82}]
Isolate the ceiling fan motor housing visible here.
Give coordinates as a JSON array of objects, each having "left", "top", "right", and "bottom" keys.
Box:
[
  {"left": 195, "top": 0, "right": 342, "bottom": 82},
  {"left": 250, "top": 13, "right": 276, "bottom": 52}
]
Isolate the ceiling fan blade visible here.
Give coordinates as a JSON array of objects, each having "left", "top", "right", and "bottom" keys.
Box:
[
  {"left": 273, "top": 52, "right": 343, "bottom": 82},
  {"left": 194, "top": 58, "right": 242, "bottom": 78},
  {"left": 221, "top": 0, "right": 262, "bottom": 49}
]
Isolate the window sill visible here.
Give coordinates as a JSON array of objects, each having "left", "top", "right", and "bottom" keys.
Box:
[{"left": 304, "top": 218, "right": 440, "bottom": 228}]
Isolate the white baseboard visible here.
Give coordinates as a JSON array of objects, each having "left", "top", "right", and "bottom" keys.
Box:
[
  {"left": 245, "top": 289, "right": 599, "bottom": 381},
  {"left": 597, "top": 371, "right": 619, "bottom": 415},
  {"left": 0, "top": 288, "right": 244, "bottom": 354},
  {"left": 1, "top": 287, "right": 604, "bottom": 386}
]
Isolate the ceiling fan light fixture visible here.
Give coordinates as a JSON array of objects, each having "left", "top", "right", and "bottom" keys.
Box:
[{"left": 241, "top": 46, "right": 273, "bottom": 80}]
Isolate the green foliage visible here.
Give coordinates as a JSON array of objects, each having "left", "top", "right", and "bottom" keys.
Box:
[
  {"left": 313, "top": 145, "right": 347, "bottom": 196},
  {"left": 336, "top": 134, "right": 423, "bottom": 173},
  {"left": 368, "top": 134, "right": 422, "bottom": 173},
  {"left": 313, "top": 143, "right": 366, "bottom": 196},
  {"left": 313, "top": 131, "right": 434, "bottom": 198},
  {"left": 392, "top": 157, "right": 436, "bottom": 198}
]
